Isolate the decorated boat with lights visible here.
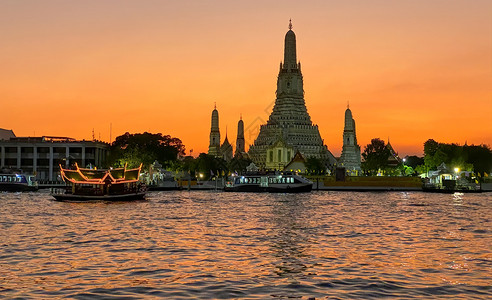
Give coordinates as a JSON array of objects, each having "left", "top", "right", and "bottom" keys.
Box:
[
  {"left": 0, "top": 172, "right": 38, "bottom": 192},
  {"left": 224, "top": 172, "right": 313, "bottom": 193},
  {"left": 51, "top": 163, "right": 146, "bottom": 202}
]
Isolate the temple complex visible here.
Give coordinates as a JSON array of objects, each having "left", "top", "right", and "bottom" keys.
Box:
[
  {"left": 248, "top": 20, "right": 336, "bottom": 169},
  {"left": 339, "top": 105, "right": 361, "bottom": 174}
]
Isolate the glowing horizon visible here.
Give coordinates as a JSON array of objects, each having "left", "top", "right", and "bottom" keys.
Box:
[{"left": 1, "top": 1, "right": 491, "bottom": 157}]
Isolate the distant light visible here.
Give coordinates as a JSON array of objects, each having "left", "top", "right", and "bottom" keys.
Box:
[
  {"left": 454, "top": 168, "right": 460, "bottom": 173},
  {"left": 403, "top": 158, "right": 406, "bottom": 162}
]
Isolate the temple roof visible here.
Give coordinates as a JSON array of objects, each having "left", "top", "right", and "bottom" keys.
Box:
[{"left": 60, "top": 163, "right": 142, "bottom": 185}]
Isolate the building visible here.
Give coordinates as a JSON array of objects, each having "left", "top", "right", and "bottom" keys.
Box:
[
  {"left": 339, "top": 106, "right": 361, "bottom": 174},
  {"left": 0, "top": 129, "right": 15, "bottom": 140},
  {"left": 248, "top": 20, "right": 336, "bottom": 169},
  {"left": 0, "top": 136, "right": 109, "bottom": 181},
  {"left": 208, "top": 104, "right": 221, "bottom": 156},
  {"left": 284, "top": 151, "right": 307, "bottom": 174},
  {"left": 220, "top": 130, "right": 233, "bottom": 161},
  {"left": 265, "top": 137, "right": 294, "bottom": 170},
  {"left": 386, "top": 139, "right": 402, "bottom": 168}
]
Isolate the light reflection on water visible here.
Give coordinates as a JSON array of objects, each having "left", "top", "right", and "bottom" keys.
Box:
[{"left": 0, "top": 190, "right": 491, "bottom": 299}]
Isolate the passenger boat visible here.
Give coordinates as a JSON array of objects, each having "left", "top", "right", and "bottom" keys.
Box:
[
  {"left": 0, "top": 173, "right": 38, "bottom": 192},
  {"left": 51, "top": 163, "right": 146, "bottom": 202},
  {"left": 224, "top": 172, "right": 313, "bottom": 193}
]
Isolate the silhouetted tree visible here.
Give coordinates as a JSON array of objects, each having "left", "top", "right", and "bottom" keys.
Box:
[
  {"left": 108, "top": 132, "right": 185, "bottom": 168},
  {"left": 421, "top": 139, "right": 492, "bottom": 180},
  {"left": 228, "top": 156, "right": 252, "bottom": 175},
  {"left": 361, "top": 138, "right": 391, "bottom": 175},
  {"left": 464, "top": 144, "right": 492, "bottom": 178},
  {"left": 194, "top": 153, "right": 228, "bottom": 180},
  {"left": 305, "top": 157, "right": 326, "bottom": 175},
  {"left": 405, "top": 155, "right": 424, "bottom": 169}
]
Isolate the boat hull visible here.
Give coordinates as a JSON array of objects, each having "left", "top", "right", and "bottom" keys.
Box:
[
  {"left": 51, "top": 192, "right": 146, "bottom": 202},
  {"left": 224, "top": 183, "right": 312, "bottom": 193},
  {"left": 0, "top": 183, "right": 38, "bottom": 192}
]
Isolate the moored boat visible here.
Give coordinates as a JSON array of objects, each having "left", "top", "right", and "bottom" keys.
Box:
[
  {"left": 0, "top": 173, "right": 38, "bottom": 192},
  {"left": 51, "top": 163, "right": 146, "bottom": 202},
  {"left": 224, "top": 172, "right": 312, "bottom": 193}
]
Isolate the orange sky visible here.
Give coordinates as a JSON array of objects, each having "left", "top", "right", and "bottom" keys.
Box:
[{"left": 1, "top": 0, "right": 491, "bottom": 157}]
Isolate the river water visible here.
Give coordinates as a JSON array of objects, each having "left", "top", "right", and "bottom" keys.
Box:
[{"left": 0, "top": 190, "right": 490, "bottom": 299}]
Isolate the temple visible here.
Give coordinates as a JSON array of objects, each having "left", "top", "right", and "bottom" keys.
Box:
[
  {"left": 248, "top": 20, "right": 336, "bottom": 169},
  {"left": 220, "top": 128, "right": 233, "bottom": 161}
]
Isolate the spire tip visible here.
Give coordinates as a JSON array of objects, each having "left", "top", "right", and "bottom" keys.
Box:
[{"left": 288, "top": 19, "right": 292, "bottom": 30}]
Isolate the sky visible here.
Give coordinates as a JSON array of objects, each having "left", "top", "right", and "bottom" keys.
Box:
[{"left": 1, "top": 0, "right": 491, "bottom": 157}]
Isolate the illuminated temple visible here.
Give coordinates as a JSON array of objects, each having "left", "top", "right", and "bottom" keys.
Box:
[{"left": 248, "top": 21, "right": 336, "bottom": 169}]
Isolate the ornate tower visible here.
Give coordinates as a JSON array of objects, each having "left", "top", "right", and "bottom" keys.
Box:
[
  {"left": 235, "top": 116, "right": 245, "bottom": 157},
  {"left": 208, "top": 104, "right": 221, "bottom": 156},
  {"left": 248, "top": 20, "right": 336, "bottom": 168},
  {"left": 339, "top": 105, "right": 361, "bottom": 173}
]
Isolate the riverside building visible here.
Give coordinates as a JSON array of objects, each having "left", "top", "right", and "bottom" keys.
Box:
[{"left": 0, "top": 135, "right": 109, "bottom": 182}]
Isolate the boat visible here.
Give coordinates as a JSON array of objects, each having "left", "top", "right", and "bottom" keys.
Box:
[
  {"left": 51, "top": 163, "right": 146, "bottom": 202},
  {"left": 224, "top": 172, "right": 313, "bottom": 193},
  {"left": 0, "top": 173, "right": 38, "bottom": 192}
]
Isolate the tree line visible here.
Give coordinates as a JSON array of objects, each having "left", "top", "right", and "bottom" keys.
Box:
[
  {"left": 105, "top": 132, "right": 492, "bottom": 179},
  {"left": 361, "top": 138, "right": 492, "bottom": 179}
]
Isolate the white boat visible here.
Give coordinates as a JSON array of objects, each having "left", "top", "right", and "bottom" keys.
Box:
[
  {"left": 0, "top": 173, "right": 38, "bottom": 192},
  {"left": 224, "top": 172, "right": 312, "bottom": 193}
]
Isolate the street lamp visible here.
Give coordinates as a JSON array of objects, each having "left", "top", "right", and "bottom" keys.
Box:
[{"left": 454, "top": 168, "right": 460, "bottom": 180}]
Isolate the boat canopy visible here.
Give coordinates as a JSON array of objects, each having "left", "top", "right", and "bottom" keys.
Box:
[{"left": 60, "top": 163, "right": 142, "bottom": 185}]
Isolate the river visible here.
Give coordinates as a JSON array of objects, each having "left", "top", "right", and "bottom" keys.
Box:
[{"left": 0, "top": 190, "right": 490, "bottom": 299}]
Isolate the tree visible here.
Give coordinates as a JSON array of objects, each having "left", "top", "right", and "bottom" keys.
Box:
[
  {"left": 305, "top": 157, "right": 326, "bottom": 175},
  {"left": 405, "top": 155, "right": 424, "bottom": 169},
  {"left": 194, "top": 153, "right": 228, "bottom": 180},
  {"left": 421, "top": 139, "right": 492, "bottom": 180},
  {"left": 108, "top": 132, "right": 186, "bottom": 168},
  {"left": 464, "top": 144, "right": 492, "bottom": 178},
  {"left": 361, "top": 138, "right": 391, "bottom": 175},
  {"left": 228, "top": 156, "right": 252, "bottom": 175}
]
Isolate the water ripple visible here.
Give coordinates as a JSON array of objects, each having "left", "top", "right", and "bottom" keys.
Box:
[{"left": 0, "top": 191, "right": 490, "bottom": 298}]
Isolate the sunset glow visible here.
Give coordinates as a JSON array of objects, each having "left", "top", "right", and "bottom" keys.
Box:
[{"left": 1, "top": 1, "right": 491, "bottom": 156}]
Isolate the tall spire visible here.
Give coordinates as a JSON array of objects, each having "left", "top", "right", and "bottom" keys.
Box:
[
  {"left": 208, "top": 105, "right": 221, "bottom": 156},
  {"left": 235, "top": 116, "right": 245, "bottom": 156},
  {"left": 283, "top": 19, "right": 297, "bottom": 70},
  {"left": 341, "top": 106, "right": 361, "bottom": 173},
  {"left": 248, "top": 21, "right": 337, "bottom": 168}
]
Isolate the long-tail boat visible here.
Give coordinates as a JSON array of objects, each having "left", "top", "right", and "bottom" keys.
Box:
[{"left": 51, "top": 163, "right": 146, "bottom": 202}]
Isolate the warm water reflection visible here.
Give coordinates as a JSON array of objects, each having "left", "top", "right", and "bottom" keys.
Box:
[{"left": 0, "top": 191, "right": 490, "bottom": 299}]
